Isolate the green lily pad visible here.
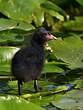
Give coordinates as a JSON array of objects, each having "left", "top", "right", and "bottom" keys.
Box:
[
  {"left": 49, "top": 35, "right": 83, "bottom": 69},
  {"left": 0, "top": 95, "right": 45, "bottom": 110}
]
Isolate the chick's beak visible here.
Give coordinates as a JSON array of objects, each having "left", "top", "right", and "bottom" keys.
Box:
[{"left": 47, "top": 34, "right": 57, "bottom": 40}]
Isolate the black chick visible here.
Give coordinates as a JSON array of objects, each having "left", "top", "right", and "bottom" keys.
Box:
[{"left": 11, "top": 27, "right": 57, "bottom": 95}]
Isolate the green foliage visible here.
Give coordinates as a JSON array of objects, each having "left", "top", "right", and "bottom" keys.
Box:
[
  {"left": 49, "top": 35, "right": 83, "bottom": 69},
  {"left": 0, "top": 18, "right": 34, "bottom": 31},
  {"left": 0, "top": 46, "right": 19, "bottom": 75},
  {"left": 63, "top": 16, "right": 83, "bottom": 31},
  {"left": 43, "top": 62, "right": 64, "bottom": 73},
  {"left": 0, "top": 0, "right": 83, "bottom": 109},
  {"left": 41, "top": 1, "right": 66, "bottom": 21},
  {"left": 51, "top": 90, "right": 83, "bottom": 109},
  {"left": 0, "top": 95, "right": 45, "bottom": 110},
  {"left": 0, "top": 0, "right": 46, "bottom": 23},
  {"left": 76, "top": 0, "right": 83, "bottom": 6}
]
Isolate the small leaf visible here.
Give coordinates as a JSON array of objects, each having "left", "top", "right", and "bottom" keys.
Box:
[
  {"left": 32, "top": 7, "right": 44, "bottom": 26},
  {"left": 0, "top": 18, "right": 17, "bottom": 31},
  {"left": 0, "top": 18, "right": 35, "bottom": 32},
  {"left": 63, "top": 16, "right": 83, "bottom": 31},
  {"left": 76, "top": 0, "right": 83, "bottom": 6},
  {"left": 0, "top": 46, "right": 19, "bottom": 75},
  {"left": 41, "top": 1, "right": 67, "bottom": 18},
  {"left": 0, "top": 46, "right": 19, "bottom": 63},
  {"left": 43, "top": 62, "right": 64, "bottom": 73}
]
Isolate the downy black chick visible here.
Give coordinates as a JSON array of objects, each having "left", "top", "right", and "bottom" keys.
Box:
[{"left": 11, "top": 27, "right": 57, "bottom": 95}]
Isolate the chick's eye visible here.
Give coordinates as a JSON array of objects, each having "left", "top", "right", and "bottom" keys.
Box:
[
  {"left": 48, "top": 32, "right": 51, "bottom": 35},
  {"left": 43, "top": 33, "right": 47, "bottom": 36}
]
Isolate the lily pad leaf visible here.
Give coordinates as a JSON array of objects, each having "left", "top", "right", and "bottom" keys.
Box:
[
  {"left": 49, "top": 35, "right": 83, "bottom": 69},
  {"left": 0, "top": 95, "right": 45, "bottom": 110}
]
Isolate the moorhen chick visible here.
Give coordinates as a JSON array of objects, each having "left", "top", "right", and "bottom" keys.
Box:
[{"left": 11, "top": 27, "right": 57, "bottom": 95}]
